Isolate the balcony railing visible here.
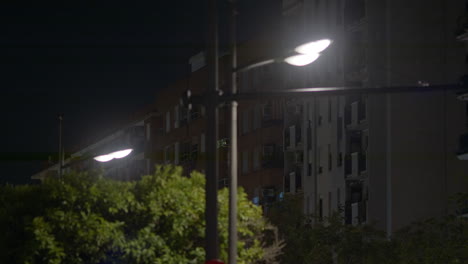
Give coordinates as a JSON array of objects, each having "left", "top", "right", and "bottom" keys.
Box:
[
  {"left": 285, "top": 125, "right": 302, "bottom": 150},
  {"left": 345, "top": 100, "right": 366, "bottom": 129},
  {"left": 345, "top": 152, "right": 367, "bottom": 178},
  {"left": 285, "top": 169, "right": 302, "bottom": 194}
]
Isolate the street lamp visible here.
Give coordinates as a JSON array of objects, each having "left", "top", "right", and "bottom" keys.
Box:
[
  {"left": 234, "top": 38, "right": 333, "bottom": 73},
  {"left": 284, "top": 38, "right": 333, "bottom": 66},
  {"left": 227, "top": 3, "right": 332, "bottom": 263},
  {"left": 93, "top": 148, "right": 133, "bottom": 162}
]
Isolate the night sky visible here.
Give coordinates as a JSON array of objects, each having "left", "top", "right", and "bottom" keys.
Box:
[{"left": 0, "top": 0, "right": 280, "bottom": 184}]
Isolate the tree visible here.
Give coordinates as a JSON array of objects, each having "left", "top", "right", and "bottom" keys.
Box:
[
  {"left": 268, "top": 193, "right": 468, "bottom": 264},
  {"left": 267, "top": 194, "right": 395, "bottom": 264},
  {"left": 0, "top": 166, "right": 277, "bottom": 264},
  {"left": 393, "top": 215, "right": 468, "bottom": 264}
]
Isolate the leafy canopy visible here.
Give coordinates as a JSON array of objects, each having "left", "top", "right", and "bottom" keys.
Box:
[{"left": 0, "top": 166, "right": 270, "bottom": 264}]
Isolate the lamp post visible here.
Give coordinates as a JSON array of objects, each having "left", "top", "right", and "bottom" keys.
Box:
[
  {"left": 227, "top": 4, "right": 332, "bottom": 262},
  {"left": 228, "top": 2, "right": 238, "bottom": 264},
  {"left": 206, "top": 0, "right": 220, "bottom": 261}
]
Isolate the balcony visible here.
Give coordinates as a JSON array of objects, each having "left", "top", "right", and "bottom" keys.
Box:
[
  {"left": 285, "top": 169, "right": 302, "bottom": 194},
  {"left": 345, "top": 200, "right": 367, "bottom": 225},
  {"left": 261, "top": 187, "right": 277, "bottom": 205},
  {"left": 284, "top": 124, "right": 302, "bottom": 151},
  {"left": 457, "top": 132, "right": 468, "bottom": 160},
  {"left": 345, "top": 100, "right": 367, "bottom": 130},
  {"left": 345, "top": 152, "right": 367, "bottom": 179}
]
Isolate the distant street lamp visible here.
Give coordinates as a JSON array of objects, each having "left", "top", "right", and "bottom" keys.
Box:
[{"left": 93, "top": 148, "right": 133, "bottom": 162}]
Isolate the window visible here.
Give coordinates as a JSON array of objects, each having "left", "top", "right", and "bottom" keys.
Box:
[
  {"left": 165, "top": 111, "right": 170, "bottom": 133},
  {"left": 262, "top": 187, "right": 276, "bottom": 204},
  {"left": 289, "top": 125, "right": 296, "bottom": 148},
  {"left": 362, "top": 129, "right": 369, "bottom": 152},
  {"left": 262, "top": 102, "right": 273, "bottom": 120},
  {"left": 242, "top": 110, "right": 250, "bottom": 134},
  {"left": 337, "top": 188, "right": 341, "bottom": 210},
  {"left": 262, "top": 144, "right": 275, "bottom": 167},
  {"left": 253, "top": 105, "right": 261, "bottom": 130},
  {"left": 465, "top": 103, "right": 468, "bottom": 128},
  {"left": 317, "top": 99, "right": 322, "bottom": 126},
  {"left": 200, "top": 133, "right": 206, "bottom": 153},
  {"left": 253, "top": 146, "right": 260, "bottom": 170},
  {"left": 242, "top": 151, "right": 249, "bottom": 174},
  {"left": 180, "top": 142, "right": 192, "bottom": 164},
  {"left": 174, "top": 105, "right": 179, "bottom": 128},
  {"left": 328, "top": 191, "right": 332, "bottom": 217},
  {"left": 318, "top": 146, "right": 323, "bottom": 173},
  {"left": 328, "top": 97, "right": 332, "bottom": 122},
  {"left": 328, "top": 144, "right": 332, "bottom": 171},
  {"left": 319, "top": 196, "right": 323, "bottom": 221}
]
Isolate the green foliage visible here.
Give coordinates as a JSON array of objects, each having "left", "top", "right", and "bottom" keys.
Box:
[
  {"left": 268, "top": 193, "right": 468, "bottom": 264},
  {"left": 0, "top": 166, "right": 270, "bottom": 264},
  {"left": 393, "top": 216, "right": 468, "bottom": 264}
]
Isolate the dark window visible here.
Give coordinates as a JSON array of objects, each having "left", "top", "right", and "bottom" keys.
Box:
[
  {"left": 319, "top": 197, "right": 323, "bottom": 221},
  {"left": 466, "top": 103, "right": 468, "bottom": 128},
  {"left": 337, "top": 188, "right": 341, "bottom": 210}
]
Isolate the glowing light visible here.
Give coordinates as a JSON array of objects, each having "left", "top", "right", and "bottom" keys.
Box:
[
  {"left": 113, "top": 149, "right": 133, "bottom": 159},
  {"left": 284, "top": 53, "right": 320, "bottom": 66},
  {"left": 93, "top": 148, "right": 133, "bottom": 162},
  {"left": 295, "top": 39, "right": 332, "bottom": 55},
  {"left": 94, "top": 155, "right": 114, "bottom": 162}
]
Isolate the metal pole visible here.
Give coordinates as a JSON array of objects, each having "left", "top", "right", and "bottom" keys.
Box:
[
  {"left": 228, "top": 0, "right": 238, "bottom": 263},
  {"left": 58, "top": 114, "right": 63, "bottom": 179},
  {"left": 205, "top": 0, "right": 219, "bottom": 261}
]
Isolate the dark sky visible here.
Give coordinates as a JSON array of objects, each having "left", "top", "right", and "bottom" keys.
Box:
[{"left": 0, "top": 0, "right": 281, "bottom": 184}]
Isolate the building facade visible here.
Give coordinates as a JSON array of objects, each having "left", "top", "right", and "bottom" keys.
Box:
[
  {"left": 281, "top": 0, "right": 468, "bottom": 234},
  {"left": 33, "top": 0, "right": 468, "bottom": 235}
]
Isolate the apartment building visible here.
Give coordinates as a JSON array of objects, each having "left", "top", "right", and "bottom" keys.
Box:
[
  {"left": 32, "top": 1, "right": 468, "bottom": 233},
  {"left": 150, "top": 32, "right": 286, "bottom": 205},
  {"left": 282, "top": 0, "right": 468, "bottom": 234}
]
